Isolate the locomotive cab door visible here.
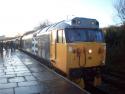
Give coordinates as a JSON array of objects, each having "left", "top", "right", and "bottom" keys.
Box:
[
  {"left": 50, "top": 30, "right": 67, "bottom": 73},
  {"left": 50, "top": 30, "right": 57, "bottom": 63}
]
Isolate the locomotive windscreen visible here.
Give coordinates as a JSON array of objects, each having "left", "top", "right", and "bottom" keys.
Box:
[{"left": 65, "top": 28, "right": 104, "bottom": 43}]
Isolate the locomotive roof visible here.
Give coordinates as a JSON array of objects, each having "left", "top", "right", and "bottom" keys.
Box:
[{"left": 38, "top": 17, "right": 99, "bottom": 34}]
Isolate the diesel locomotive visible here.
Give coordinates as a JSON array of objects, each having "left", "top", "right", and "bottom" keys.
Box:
[{"left": 20, "top": 17, "right": 106, "bottom": 88}]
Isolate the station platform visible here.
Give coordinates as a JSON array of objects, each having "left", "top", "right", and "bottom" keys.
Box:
[{"left": 0, "top": 50, "right": 89, "bottom": 94}]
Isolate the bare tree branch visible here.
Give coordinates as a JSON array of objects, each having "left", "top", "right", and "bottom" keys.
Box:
[
  {"left": 34, "top": 20, "right": 51, "bottom": 31},
  {"left": 114, "top": 0, "right": 125, "bottom": 24}
]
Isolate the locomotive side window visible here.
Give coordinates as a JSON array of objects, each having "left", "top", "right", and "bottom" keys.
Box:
[
  {"left": 51, "top": 30, "right": 66, "bottom": 43},
  {"left": 51, "top": 30, "right": 57, "bottom": 44},
  {"left": 62, "top": 30, "right": 66, "bottom": 43},
  {"left": 57, "top": 30, "right": 63, "bottom": 43}
]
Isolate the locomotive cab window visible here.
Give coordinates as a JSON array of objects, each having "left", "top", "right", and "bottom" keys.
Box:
[{"left": 65, "top": 28, "right": 104, "bottom": 43}]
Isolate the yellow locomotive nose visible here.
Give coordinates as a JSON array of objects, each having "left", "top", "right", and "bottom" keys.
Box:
[
  {"left": 67, "top": 43, "right": 106, "bottom": 87},
  {"left": 68, "top": 43, "right": 105, "bottom": 69}
]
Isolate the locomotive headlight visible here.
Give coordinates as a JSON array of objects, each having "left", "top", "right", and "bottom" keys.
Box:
[{"left": 88, "top": 49, "right": 92, "bottom": 54}]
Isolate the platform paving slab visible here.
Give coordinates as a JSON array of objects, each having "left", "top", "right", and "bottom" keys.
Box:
[
  {"left": 0, "top": 72, "right": 5, "bottom": 76},
  {"left": 0, "top": 78, "right": 7, "bottom": 84},
  {"left": 0, "top": 83, "right": 17, "bottom": 89},
  {"left": 0, "top": 88, "right": 14, "bottom": 94},
  {"left": 0, "top": 74, "right": 16, "bottom": 78},
  {"left": 16, "top": 72, "right": 32, "bottom": 76},
  {"left": 25, "top": 75, "right": 37, "bottom": 81},
  {"left": 0, "top": 69, "right": 3, "bottom": 73},
  {"left": 9, "top": 77, "right": 25, "bottom": 83},
  {"left": 18, "top": 80, "right": 38, "bottom": 87}
]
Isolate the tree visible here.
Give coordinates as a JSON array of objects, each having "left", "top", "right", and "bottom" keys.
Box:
[
  {"left": 114, "top": 0, "right": 125, "bottom": 24},
  {"left": 34, "top": 20, "right": 51, "bottom": 31}
]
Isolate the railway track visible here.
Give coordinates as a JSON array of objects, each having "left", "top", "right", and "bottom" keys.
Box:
[
  {"left": 86, "top": 70, "right": 125, "bottom": 94},
  {"left": 102, "top": 71, "right": 125, "bottom": 89},
  {"left": 86, "top": 81, "right": 125, "bottom": 94},
  {"left": 98, "top": 70, "right": 125, "bottom": 94},
  {"left": 85, "top": 84, "right": 108, "bottom": 94},
  {"left": 104, "top": 71, "right": 125, "bottom": 80}
]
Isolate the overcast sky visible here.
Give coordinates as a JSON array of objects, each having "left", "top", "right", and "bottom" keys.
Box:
[{"left": 0, "top": 0, "right": 116, "bottom": 37}]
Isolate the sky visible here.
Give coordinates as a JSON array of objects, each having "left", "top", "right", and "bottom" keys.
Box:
[{"left": 0, "top": 0, "right": 117, "bottom": 37}]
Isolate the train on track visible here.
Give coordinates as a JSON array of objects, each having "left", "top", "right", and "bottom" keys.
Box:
[{"left": 9, "top": 17, "right": 106, "bottom": 88}]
